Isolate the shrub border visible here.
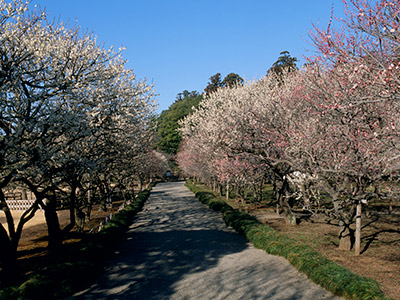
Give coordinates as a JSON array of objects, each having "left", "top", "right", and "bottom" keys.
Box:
[
  {"left": 0, "top": 184, "right": 154, "bottom": 300},
  {"left": 185, "top": 180, "right": 392, "bottom": 300}
]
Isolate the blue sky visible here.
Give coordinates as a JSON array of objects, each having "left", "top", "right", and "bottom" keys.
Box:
[{"left": 32, "top": 0, "right": 346, "bottom": 113}]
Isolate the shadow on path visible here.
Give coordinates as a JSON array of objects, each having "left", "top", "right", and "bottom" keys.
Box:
[
  {"left": 74, "top": 229, "right": 247, "bottom": 299},
  {"left": 71, "top": 182, "right": 342, "bottom": 300}
]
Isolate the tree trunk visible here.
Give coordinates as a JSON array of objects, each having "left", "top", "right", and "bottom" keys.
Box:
[
  {"left": 226, "top": 183, "right": 230, "bottom": 201},
  {"left": 0, "top": 224, "right": 19, "bottom": 283},
  {"left": 355, "top": 202, "right": 362, "bottom": 256},
  {"left": 63, "top": 185, "right": 77, "bottom": 234},
  {"left": 75, "top": 208, "right": 85, "bottom": 233},
  {"left": 86, "top": 189, "right": 92, "bottom": 220},
  {"left": 21, "top": 188, "right": 28, "bottom": 200},
  {"left": 244, "top": 187, "right": 249, "bottom": 201},
  {"left": 43, "top": 197, "right": 63, "bottom": 250},
  {"left": 300, "top": 183, "right": 311, "bottom": 210},
  {"left": 99, "top": 183, "right": 107, "bottom": 212},
  {"left": 283, "top": 202, "right": 297, "bottom": 225},
  {"left": 320, "top": 180, "right": 354, "bottom": 251},
  {"left": 255, "top": 180, "right": 263, "bottom": 203},
  {"left": 277, "top": 179, "right": 297, "bottom": 225},
  {"left": 278, "top": 192, "right": 297, "bottom": 225},
  {"left": 0, "top": 186, "right": 42, "bottom": 282},
  {"left": 106, "top": 179, "right": 112, "bottom": 208},
  {"left": 45, "top": 210, "right": 62, "bottom": 249},
  {"left": 121, "top": 189, "right": 127, "bottom": 204},
  {"left": 0, "top": 189, "right": 19, "bottom": 281},
  {"left": 139, "top": 178, "right": 143, "bottom": 192},
  {"left": 338, "top": 219, "right": 353, "bottom": 251}
]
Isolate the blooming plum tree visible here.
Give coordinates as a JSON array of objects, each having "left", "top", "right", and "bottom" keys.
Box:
[
  {"left": 178, "top": 0, "right": 400, "bottom": 255},
  {"left": 0, "top": 0, "right": 157, "bottom": 277}
]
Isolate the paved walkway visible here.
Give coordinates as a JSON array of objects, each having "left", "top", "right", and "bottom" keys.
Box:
[{"left": 72, "top": 182, "right": 342, "bottom": 300}]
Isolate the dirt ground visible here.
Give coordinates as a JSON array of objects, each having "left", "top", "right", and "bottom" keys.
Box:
[
  {"left": 250, "top": 209, "right": 400, "bottom": 300},
  {"left": 0, "top": 203, "right": 124, "bottom": 277},
  {"left": 0, "top": 206, "right": 117, "bottom": 243}
]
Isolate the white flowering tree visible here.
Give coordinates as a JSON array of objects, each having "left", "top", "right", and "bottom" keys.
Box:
[
  {"left": 179, "top": 75, "right": 304, "bottom": 222},
  {"left": 0, "top": 0, "right": 53, "bottom": 278},
  {"left": 0, "top": 0, "right": 157, "bottom": 278}
]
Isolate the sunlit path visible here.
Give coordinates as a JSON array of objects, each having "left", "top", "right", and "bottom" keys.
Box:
[{"left": 71, "top": 181, "right": 342, "bottom": 300}]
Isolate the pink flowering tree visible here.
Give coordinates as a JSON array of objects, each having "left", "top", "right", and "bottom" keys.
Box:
[
  {"left": 178, "top": 0, "right": 400, "bottom": 255},
  {"left": 213, "top": 153, "right": 267, "bottom": 203},
  {"left": 299, "top": 0, "right": 400, "bottom": 253},
  {"left": 179, "top": 78, "right": 298, "bottom": 214}
]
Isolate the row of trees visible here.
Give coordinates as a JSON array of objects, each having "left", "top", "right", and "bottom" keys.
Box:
[
  {"left": 0, "top": 0, "right": 165, "bottom": 280},
  {"left": 178, "top": 0, "right": 400, "bottom": 255}
]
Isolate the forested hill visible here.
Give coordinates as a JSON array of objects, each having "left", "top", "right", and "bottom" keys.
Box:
[{"left": 155, "top": 90, "right": 202, "bottom": 154}]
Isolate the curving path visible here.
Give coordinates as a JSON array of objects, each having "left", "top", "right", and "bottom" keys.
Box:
[{"left": 71, "top": 181, "right": 342, "bottom": 300}]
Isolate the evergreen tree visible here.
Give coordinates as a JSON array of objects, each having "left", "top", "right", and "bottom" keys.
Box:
[
  {"left": 204, "top": 73, "right": 223, "bottom": 96},
  {"left": 204, "top": 72, "right": 244, "bottom": 95},
  {"left": 222, "top": 73, "right": 244, "bottom": 88},
  {"left": 267, "top": 51, "right": 298, "bottom": 80}
]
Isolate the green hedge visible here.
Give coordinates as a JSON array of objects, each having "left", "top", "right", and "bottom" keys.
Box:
[
  {"left": 0, "top": 185, "right": 153, "bottom": 300},
  {"left": 185, "top": 181, "right": 392, "bottom": 300}
]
